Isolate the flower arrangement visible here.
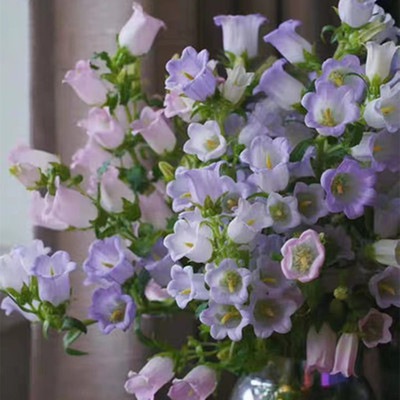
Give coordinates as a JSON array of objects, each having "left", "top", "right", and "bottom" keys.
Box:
[{"left": 2, "top": 0, "right": 400, "bottom": 398}]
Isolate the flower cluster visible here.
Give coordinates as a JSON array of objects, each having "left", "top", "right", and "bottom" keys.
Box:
[{"left": 2, "top": 0, "right": 400, "bottom": 398}]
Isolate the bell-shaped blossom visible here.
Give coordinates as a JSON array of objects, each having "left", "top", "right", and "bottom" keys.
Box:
[
  {"left": 167, "top": 265, "right": 208, "bottom": 309},
  {"left": 254, "top": 59, "right": 305, "bottom": 110},
  {"left": 369, "top": 130, "right": 400, "bottom": 171},
  {"left": 331, "top": 333, "right": 359, "bottom": 377},
  {"left": 119, "top": 2, "right": 165, "bottom": 56},
  {"left": 281, "top": 229, "right": 325, "bottom": 283},
  {"left": 321, "top": 158, "right": 376, "bottom": 219},
  {"left": 165, "top": 47, "right": 216, "bottom": 101},
  {"left": 83, "top": 235, "right": 135, "bottom": 286},
  {"left": 0, "top": 253, "right": 30, "bottom": 292},
  {"left": 205, "top": 259, "right": 252, "bottom": 305},
  {"left": 306, "top": 323, "right": 337, "bottom": 373},
  {"left": 338, "top": 0, "right": 376, "bottom": 28},
  {"left": 369, "top": 5, "right": 400, "bottom": 44},
  {"left": 183, "top": 121, "right": 227, "bottom": 162},
  {"left": 125, "top": 356, "right": 174, "bottom": 400},
  {"left": 358, "top": 308, "right": 392, "bottom": 348},
  {"left": 164, "top": 218, "right": 212, "bottom": 263},
  {"left": 288, "top": 146, "right": 316, "bottom": 179},
  {"left": 263, "top": 19, "right": 312, "bottom": 64},
  {"left": 267, "top": 193, "right": 301, "bottom": 234},
  {"left": 11, "top": 240, "right": 51, "bottom": 272},
  {"left": 131, "top": 107, "right": 176, "bottom": 154},
  {"left": 302, "top": 81, "right": 360, "bottom": 136},
  {"left": 219, "top": 65, "right": 254, "bottom": 104},
  {"left": 168, "top": 365, "right": 217, "bottom": 400},
  {"left": 248, "top": 288, "right": 297, "bottom": 338},
  {"left": 63, "top": 60, "right": 107, "bottom": 105},
  {"left": 369, "top": 266, "right": 400, "bottom": 308},
  {"left": 164, "top": 88, "right": 197, "bottom": 123},
  {"left": 373, "top": 194, "right": 400, "bottom": 238},
  {"left": 371, "top": 239, "right": 400, "bottom": 267},
  {"left": 213, "top": 14, "right": 266, "bottom": 58},
  {"left": 252, "top": 234, "right": 285, "bottom": 260},
  {"left": 78, "top": 107, "right": 125, "bottom": 149},
  {"left": 294, "top": 182, "right": 328, "bottom": 225},
  {"left": 8, "top": 144, "right": 60, "bottom": 188},
  {"left": 31, "top": 251, "right": 76, "bottom": 306},
  {"left": 366, "top": 41, "right": 399, "bottom": 84},
  {"left": 227, "top": 199, "right": 272, "bottom": 244},
  {"left": 144, "top": 279, "right": 170, "bottom": 302},
  {"left": 1, "top": 297, "right": 39, "bottom": 322},
  {"left": 89, "top": 284, "right": 135, "bottom": 334},
  {"left": 200, "top": 301, "right": 249, "bottom": 341},
  {"left": 316, "top": 55, "right": 365, "bottom": 101}
]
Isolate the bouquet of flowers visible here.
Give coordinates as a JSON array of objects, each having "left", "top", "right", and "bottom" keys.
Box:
[{"left": 2, "top": 0, "right": 399, "bottom": 398}]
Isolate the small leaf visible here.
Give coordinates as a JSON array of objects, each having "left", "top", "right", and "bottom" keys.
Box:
[
  {"left": 195, "top": 302, "right": 208, "bottom": 318},
  {"left": 63, "top": 329, "right": 88, "bottom": 356},
  {"left": 61, "top": 317, "right": 87, "bottom": 334},
  {"left": 289, "top": 138, "right": 315, "bottom": 162}
]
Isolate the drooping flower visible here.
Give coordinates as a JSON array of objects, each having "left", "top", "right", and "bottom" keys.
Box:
[
  {"left": 183, "top": 121, "right": 227, "bottom": 162},
  {"left": 144, "top": 279, "right": 170, "bottom": 302},
  {"left": 365, "top": 41, "right": 399, "bottom": 84},
  {"left": 358, "top": 308, "right": 392, "bottom": 348},
  {"left": 219, "top": 65, "right": 254, "bottom": 104},
  {"left": 205, "top": 259, "right": 252, "bottom": 305},
  {"left": 83, "top": 235, "right": 135, "bottom": 286},
  {"left": 369, "top": 266, "right": 400, "bottom": 309},
  {"left": 321, "top": 158, "right": 376, "bottom": 219},
  {"left": 254, "top": 59, "right": 305, "bottom": 110},
  {"left": 213, "top": 14, "right": 267, "bottom": 58},
  {"left": 118, "top": 2, "right": 165, "bottom": 56},
  {"left": 168, "top": 365, "right": 217, "bottom": 400},
  {"left": 89, "top": 284, "right": 135, "bottom": 334},
  {"left": 125, "top": 356, "right": 174, "bottom": 400},
  {"left": 165, "top": 47, "right": 216, "bottom": 101},
  {"left": 167, "top": 265, "right": 208, "bottom": 309},
  {"left": 1, "top": 297, "right": 39, "bottom": 322},
  {"left": 263, "top": 20, "right": 312, "bottom": 64},
  {"left": 331, "top": 333, "right": 359, "bottom": 377},
  {"left": 31, "top": 251, "right": 76, "bottom": 306},
  {"left": 371, "top": 239, "right": 400, "bottom": 267},
  {"left": 63, "top": 60, "right": 108, "bottom": 105},
  {"left": 267, "top": 193, "right": 301, "bottom": 234},
  {"left": 338, "top": 0, "right": 376, "bottom": 28},
  {"left": 281, "top": 229, "right": 325, "bottom": 283},
  {"left": 302, "top": 81, "right": 360, "bottom": 136}
]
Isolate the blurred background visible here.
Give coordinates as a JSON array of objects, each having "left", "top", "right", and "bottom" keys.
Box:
[{"left": 0, "top": 0, "right": 399, "bottom": 399}]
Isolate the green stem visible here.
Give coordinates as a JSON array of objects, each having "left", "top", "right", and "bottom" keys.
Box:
[{"left": 124, "top": 105, "right": 133, "bottom": 123}]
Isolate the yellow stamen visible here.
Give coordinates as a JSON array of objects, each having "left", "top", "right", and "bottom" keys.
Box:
[
  {"left": 336, "top": 182, "right": 343, "bottom": 195},
  {"left": 300, "top": 200, "right": 313, "bottom": 208},
  {"left": 261, "top": 306, "right": 275, "bottom": 318},
  {"left": 378, "top": 283, "right": 396, "bottom": 295},
  {"left": 180, "top": 288, "right": 191, "bottom": 295},
  {"left": 320, "top": 108, "right": 336, "bottom": 126},
  {"left": 49, "top": 266, "right": 55, "bottom": 276},
  {"left": 102, "top": 262, "right": 114, "bottom": 268},
  {"left": 205, "top": 138, "right": 219, "bottom": 151},
  {"left": 110, "top": 308, "right": 124, "bottom": 322},
  {"left": 380, "top": 105, "right": 395, "bottom": 115},
  {"left": 185, "top": 242, "right": 194, "bottom": 248},
  {"left": 182, "top": 71, "right": 195, "bottom": 80},
  {"left": 265, "top": 153, "right": 272, "bottom": 169},
  {"left": 373, "top": 145, "right": 382, "bottom": 152},
  {"left": 262, "top": 277, "right": 277, "bottom": 284},
  {"left": 246, "top": 218, "right": 256, "bottom": 226},
  {"left": 221, "top": 310, "right": 240, "bottom": 324},
  {"left": 180, "top": 192, "right": 191, "bottom": 198},
  {"left": 226, "top": 198, "right": 238, "bottom": 210},
  {"left": 228, "top": 280, "right": 235, "bottom": 293}
]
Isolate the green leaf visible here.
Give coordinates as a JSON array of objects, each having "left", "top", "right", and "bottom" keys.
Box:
[
  {"left": 120, "top": 165, "right": 149, "bottom": 193},
  {"left": 92, "top": 51, "right": 113, "bottom": 71},
  {"left": 122, "top": 198, "right": 141, "bottom": 221},
  {"left": 195, "top": 302, "right": 208, "bottom": 318},
  {"left": 63, "top": 329, "right": 88, "bottom": 356},
  {"left": 289, "top": 138, "right": 315, "bottom": 162},
  {"left": 42, "top": 320, "right": 50, "bottom": 339},
  {"left": 61, "top": 317, "right": 88, "bottom": 334}
]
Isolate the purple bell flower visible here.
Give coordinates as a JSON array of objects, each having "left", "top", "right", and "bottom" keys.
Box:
[
  {"left": 267, "top": 193, "right": 301, "bottom": 234},
  {"left": 373, "top": 194, "right": 400, "bottom": 238},
  {"left": 358, "top": 308, "right": 392, "bottom": 348},
  {"left": 369, "top": 129, "right": 400, "bottom": 172},
  {"left": 369, "top": 267, "right": 400, "bottom": 309}
]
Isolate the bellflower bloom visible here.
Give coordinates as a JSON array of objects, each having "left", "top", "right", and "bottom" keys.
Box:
[
  {"left": 369, "top": 267, "right": 400, "bottom": 308},
  {"left": 168, "top": 365, "right": 217, "bottom": 400},
  {"left": 227, "top": 199, "right": 272, "bottom": 244},
  {"left": 288, "top": 146, "right": 316, "bottom": 179},
  {"left": 118, "top": 2, "right": 165, "bottom": 56},
  {"left": 366, "top": 41, "right": 399, "bottom": 84},
  {"left": 219, "top": 65, "right": 254, "bottom": 104},
  {"left": 131, "top": 107, "right": 176, "bottom": 154},
  {"left": 248, "top": 288, "right": 297, "bottom": 339},
  {"left": 11, "top": 240, "right": 51, "bottom": 272},
  {"left": 83, "top": 235, "right": 135, "bottom": 286},
  {"left": 263, "top": 20, "right": 312, "bottom": 64},
  {"left": 144, "top": 280, "right": 170, "bottom": 302},
  {"left": 302, "top": 81, "right": 360, "bottom": 136},
  {"left": 338, "top": 0, "right": 376, "bottom": 28},
  {"left": 267, "top": 193, "right": 301, "bottom": 234},
  {"left": 167, "top": 265, "right": 208, "bottom": 309},
  {"left": 373, "top": 194, "right": 400, "bottom": 238},
  {"left": 294, "top": 182, "right": 329, "bottom": 225},
  {"left": 205, "top": 259, "right": 252, "bottom": 305},
  {"left": 254, "top": 59, "right": 305, "bottom": 110},
  {"left": 369, "top": 130, "right": 400, "bottom": 172},
  {"left": 89, "top": 284, "right": 135, "bottom": 334},
  {"left": 369, "top": 5, "right": 400, "bottom": 44},
  {"left": 0, "top": 253, "right": 30, "bottom": 292},
  {"left": 359, "top": 308, "right": 392, "bottom": 348},
  {"left": 1, "top": 297, "right": 39, "bottom": 322},
  {"left": 200, "top": 301, "right": 249, "bottom": 341},
  {"left": 164, "top": 88, "right": 197, "bottom": 123},
  {"left": 281, "top": 229, "right": 325, "bottom": 283},
  {"left": 306, "top": 323, "right": 337, "bottom": 373},
  {"left": 165, "top": 47, "right": 216, "bottom": 101},
  {"left": 321, "top": 158, "right": 376, "bottom": 219},
  {"left": 63, "top": 60, "right": 107, "bottom": 105},
  {"left": 183, "top": 121, "right": 227, "bottom": 162},
  {"left": 31, "top": 251, "right": 76, "bottom": 306},
  {"left": 138, "top": 187, "right": 172, "bottom": 230},
  {"left": 332, "top": 333, "right": 359, "bottom": 377},
  {"left": 371, "top": 239, "right": 400, "bottom": 267},
  {"left": 213, "top": 14, "right": 266, "bottom": 58}
]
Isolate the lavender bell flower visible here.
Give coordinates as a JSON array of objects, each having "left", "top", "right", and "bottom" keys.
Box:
[
  {"left": 168, "top": 365, "right": 217, "bottom": 400},
  {"left": 144, "top": 279, "right": 170, "bottom": 302},
  {"left": 83, "top": 235, "right": 135, "bottom": 286},
  {"left": 369, "top": 267, "right": 400, "bottom": 308},
  {"left": 263, "top": 20, "right": 312, "bottom": 64},
  {"left": 220, "top": 65, "right": 254, "bottom": 104},
  {"left": 89, "top": 284, "right": 135, "bottom": 334},
  {"left": 165, "top": 46, "right": 216, "bottom": 101},
  {"left": 1, "top": 297, "right": 39, "bottom": 322},
  {"left": 281, "top": 229, "right": 325, "bottom": 283},
  {"left": 369, "top": 5, "right": 400, "bottom": 44},
  {"left": 331, "top": 333, "right": 359, "bottom": 377},
  {"left": 321, "top": 158, "right": 376, "bottom": 219},
  {"left": 302, "top": 81, "right": 360, "bottom": 136},
  {"left": 369, "top": 129, "right": 400, "bottom": 172},
  {"left": 0, "top": 253, "right": 30, "bottom": 292},
  {"left": 183, "top": 120, "right": 227, "bottom": 162},
  {"left": 366, "top": 41, "right": 399, "bottom": 84},
  {"left": 167, "top": 265, "right": 208, "bottom": 309},
  {"left": 358, "top": 308, "right": 392, "bottom": 348},
  {"left": 267, "top": 193, "right": 301, "bottom": 234},
  {"left": 338, "top": 0, "right": 376, "bottom": 28},
  {"left": 31, "top": 251, "right": 76, "bottom": 306},
  {"left": 125, "top": 356, "right": 174, "bottom": 400},
  {"left": 205, "top": 259, "right": 252, "bottom": 305},
  {"left": 373, "top": 194, "right": 400, "bottom": 238},
  {"left": 248, "top": 288, "right": 298, "bottom": 339},
  {"left": 199, "top": 301, "right": 249, "bottom": 341},
  {"left": 294, "top": 182, "right": 329, "bottom": 225},
  {"left": 371, "top": 239, "right": 400, "bottom": 267},
  {"left": 213, "top": 14, "right": 267, "bottom": 58},
  {"left": 288, "top": 146, "right": 316, "bottom": 179},
  {"left": 254, "top": 59, "right": 305, "bottom": 110},
  {"left": 164, "top": 88, "right": 197, "bottom": 123}
]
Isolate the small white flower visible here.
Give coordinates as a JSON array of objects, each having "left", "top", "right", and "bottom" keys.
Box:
[
  {"left": 220, "top": 65, "right": 254, "bottom": 104},
  {"left": 366, "top": 41, "right": 399, "bottom": 84}
]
